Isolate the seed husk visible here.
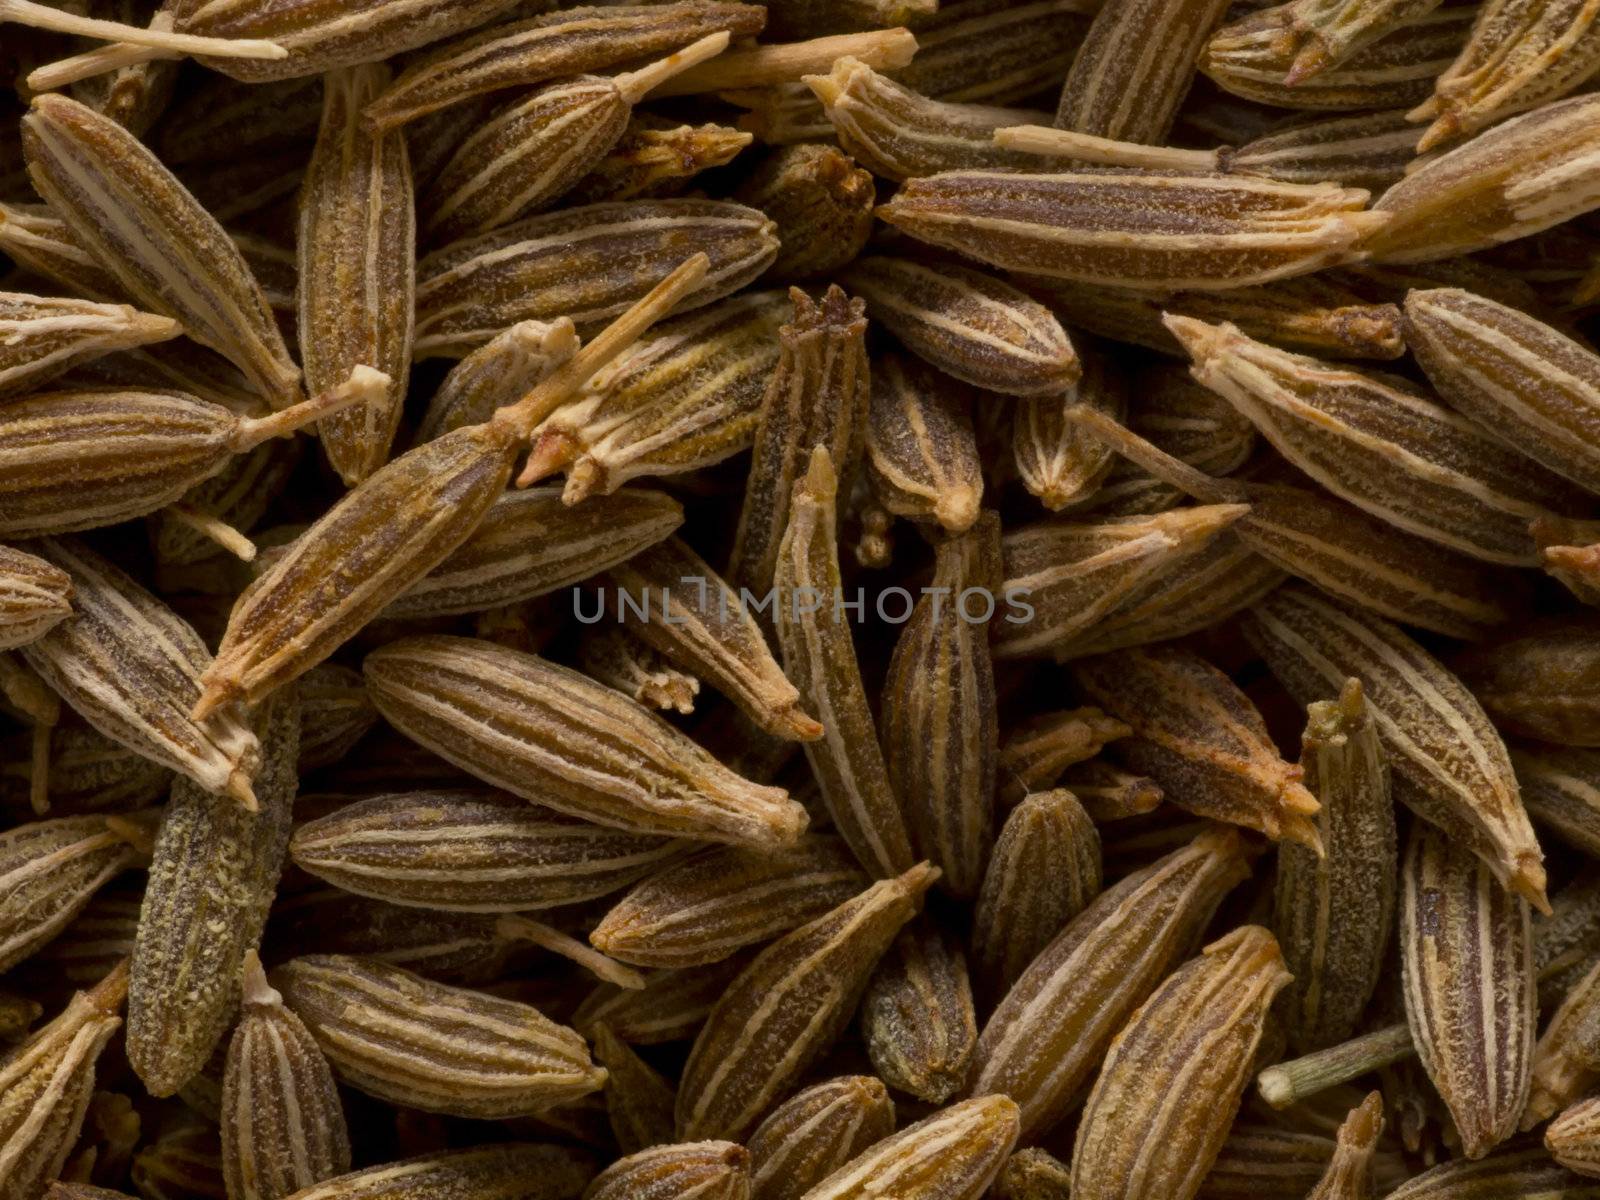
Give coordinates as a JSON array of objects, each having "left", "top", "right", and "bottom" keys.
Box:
[
  {"left": 676, "top": 861, "right": 937, "bottom": 1140},
  {"left": 221, "top": 951, "right": 351, "bottom": 1200},
  {"left": 297, "top": 62, "right": 415, "bottom": 486},
  {"left": 860, "top": 916, "right": 976, "bottom": 1104},
  {"left": 865, "top": 351, "right": 983, "bottom": 532},
  {"left": 1243, "top": 583, "right": 1550, "bottom": 911},
  {"left": 1070, "top": 926, "right": 1293, "bottom": 1200},
  {"left": 414, "top": 319, "right": 577, "bottom": 444},
  {"left": 20, "top": 536, "right": 260, "bottom": 808},
  {"left": 126, "top": 683, "right": 298, "bottom": 1097},
  {"left": 272, "top": 953, "right": 605, "bottom": 1118},
  {"left": 746, "top": 1076, "right": 896, "bottom": 1200},
  {"left": 1400, "top": 821, "right": 1536, "bottom": 1160},
  {"left": 969, "top": 825, "right": 1254, "bottom": 1140},
  {"left": 289, "top": 789, "right": 682, "bottom": 913},
  {"left": 772, "top": 450, "right": 913, "bottom": 879}
]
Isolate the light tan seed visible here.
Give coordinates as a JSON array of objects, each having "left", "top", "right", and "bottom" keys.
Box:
[
  {"left": 732, "top": 144, "right": 873, "bottom": 280},
  {"left": 879, "top": 513, "right": 1000, "bottom": 896},
  {"left": 386, "top": 486, "right": 683, "bottom": 621},
  {"left": 1071, "top": 926, "right": 1293, "bottom": 1200},
  {"left": 895, "top": 0, "right": 1092, "bottom": 104},
  {"left": 1400, "top": 821, "right": 1536, "bottom": 1159},
  {"left": 415, "top": 319, "right": 577, "bottom": 444},
  {"left": 0, "top": 813, "right": 146, "bottom": 972},
  {"left": 525, "top": 290, "right": 788, "bottom": 502},
  {"left": 415, "top": 198, "right": 777, "bottom": 357},
  {"left": 362, "top": 3, "right": 769, "bottom": 131},
  {"left": 1244, "top": 583, "right": 1550, "bottom": 909},
  {"left": 1010, "top": 347, "right": 1119, "bottom": 512},
  {"left": 364, "top": 635, "right": 805, "bottom": 849},
  {"left": 271, "top": 1145, "right": 596, "bottom": 1200},
  {"left": 0, "top": 292, "right": 178, "bottom": 400},
  {"left": 997, "top": 710, "right": 1131, "bottom": 802},
  {"left": 1511, "top": 744, "right": 1600, "bottom": 859},
  {"left": 994, "top": 503, "right": 1249, "bottom": 659},
  {"left": 272, "top": 953, "right": 604, "bottom": 1118},
  {"left": 992, "top": 1148, "right": 1072, "bottom": 1200},
  {"left": 772, "top": 450, "right": 913, "bottom": 879},
  {"left": 297, "top": 63, "right": 414, "bottom": 485},
  {"left": 972, "top": 788, "right": 1101, "bottom": 999},
  {"left": 221, "top": 951, "right": 351, "bottom": 1200},
  {"left": 1524, "top": 957, "right": 1600, "bottom": 1129},
  {"left": 969, "top": 826, "right": 1254, "bottom": 1140},
  {"left": 1167, "top": 316, "right": 1586, "bottom": 566},
  {"left": 1457, "top": 621, "right": 1600, "bottom": 747},
  {"left": 567, "top": 117, "right": 753, "bottom": 208},
  {"left": 584, "top": 1141, "right": 749, "bottom": 1200},
  {"left": 20, "top": 536, "right": 260, "bottom": 808},
  {"left": 676, "top": 862, "right": 936, "bottom": 1140},
  {"left": 289, "top": 789, "right": 682, "bottom": 913},
  {"left": 572, "top": 957, "right": 747, "bottom": 1046},
  {"left": 0, "top": 545, "right": 71, "bottom": 653},
  {"left": 1306, "top": 1090, "right": 1387, "bottom": 1200},
  {"left": 0, "top": 960, "right": 128, "bottom": 1200},
  {"left": 798, "top": 1094, "right": 1019, "bottom": 1200},
  {"left": 866, "top": 352, "right": 983, "bottom": 531},
  {"left": 20, "top": 94, "right": 302, "bottom": 408},
  {"left": 860, "top": 916, "right": 976, "bottom": 1104},
  {"left": 878, "top": 170, "right": 1384, "bottom": 291},
  {"left": 1548, "top": 1096, "right": 1600, "bottom": 1176},
  {"left": 724, "top": 83, "right": 834, "bottom": 146},
  {"left": 746, "top": 1077, "right": 895, "bottom": 1200},
  {"left": 1276, "top": 680, "right": 1396, "bottom": 1053}
]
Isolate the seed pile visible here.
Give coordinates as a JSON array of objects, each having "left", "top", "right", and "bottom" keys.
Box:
[{"left": 3, "top": 0, "right": 1600, "bottom": 1197}]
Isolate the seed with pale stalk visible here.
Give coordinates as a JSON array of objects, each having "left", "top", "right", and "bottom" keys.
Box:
[
  {"left": 997, "top": 710, "right": 1131, "bottom": 802},
  {"left": 0, "top": 292, "right": 179, "bottom": 400},
  {"left": 414, "top": 319, "right": 577, "bottom": 444},
  {"left": 746, "top": 1076, "right": 895, "bottom": 1200},
  {"left": 677, "top": 862, "right": 937, "bottom": 1140},
  {"left": 0, "top": 813, "right": 147, "bottom": 973},
  {"left": 569, "top": 117, "right": 753, "bottom": 207}
]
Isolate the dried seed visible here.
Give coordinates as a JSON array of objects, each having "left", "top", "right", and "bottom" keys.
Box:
[
  {"left": 153, "top": 437, "right": 302, "bottom": 568},
  {"left": 1010, "top": 347, "right": 1120, "bottom": 513},
  {"left": 415, "top": 198, "right": 777, "bottom": 357},
  {"left": 289, "top": 789, "right": 682, "bottom": 913},
  {"left": 1548, "top": 1096, "right": 1600, "bottom": 1177},
  {"left": 797, "top": 1093, "right": 1019, "bottom": 1200},
  {"left": 772, "top": 450, "right": 913, "bottom": 879},
  {"left": 1243, "top": 584, "right": 1550, "bottom": 910},
  {"left": 1303, "top": 1090, "right": 1386, "bottom": 1200},
  {"left": 20, "top": 536, "right": 260, "bottom": 807},
  {"left": 860, "top": 917, "right": 976, "bottom": 1104},
  {"left": 221, "top": 951, "right": 351, "bottom": 1200},
  {"left": 0, "top": 961, "right": 128, "bottom": 1200},
  {"left": 972, "top": 788, "right": 1102, "bottom": 999},
  {"left": 993, "top": 503, "right": 1248, "bottom": 659},
  {"left": 746, "top": 1076, "right": 895, "bottom": 1200},
  {"left": 1275, "top": 680, "right": 1397, "bottom": 1054},
  {"left": 591, "top": 1022, "right": 675, "bottom": 1155},
  {"left": 362, "top": 3, "right": 769, "bottom": 131},
  {"left": 127, "top": 684, "right": 298, "bottom": 1097},
  {"left": 1074, "top": 645, "right": 1323, "bottom": 850},
  {"left": 1457, "top": 620, "right": 1600, "bottom": 746},
  {"left": 732, "top": 145, "right": 872, "bottom": 281},
  {"left": 730, "top": 287, "right": 869, "bottom": 597},
  {"left": 580, "top": 626, "right": 700, "bottom": 715},
  {"left": 0, "top": 813, "right": 145, "bottom": 972},
  {"left": 414, "top": 319, "right": 577, "bottom": 444},
  {"left": 365, "top": 635, "right": 805, "bottom": 848},
  {"left": 1053, "top": 0, "right": 1230, "bottom": 144},
  {"left": 894, "top": 0, "right": 1092, "bottom": 104},
  {"left": 1071, "top": 926, "right": 1293, "bottom": 1200},
  {"left": 1537, "top": 875, "right": 1600, "bottom": 1009},
  {"left": 970, "top": 826, "right": 1254, "bottom": 1140},
  {"left": 272, "top": 953, "right": 605, "bottom": 1118},
  {"left": 0, "top": 291, "right": 179, "bottom": 400},
  {"left": 724, "top": 83, "right": 834, "bottom": 146},
  {"left": 676, "top": 862, "right": 936, "bottom": 1140},
  {"left": 764, "top": 0, "right": 931, "bottom": 38},
  {"left": 1167, "top": 316, "right": 1585, "bottom": 566},
  {"left": 422, "top": 34, "right": 726, "bottom": 243},
  {"left": 1404, "top": 287, "right": 1600, "bottom": 495},
  {"left": 155, "top": 74, "right": 322, "bottom": 166},
  {"left": 1201, "top": 7, "right": 1471, "bottom": 109},
  {"left": 0, "top": 201, "right": 122, "bottom": 302},
  {"left": 573, "top": 956, "right": 747, "bottom": 1046},
  {"left": 1364, "top": 93, "right": 1600, "bottom": 262},
  {"left": 1400, "top": 821, "right": 1535, "bottom": 1159},
  {"left": 866, "top": 352, "right": 983, "bottom": 531},
  {"left": 650, "top": 28, "right": 921, "bottom": 98},
  {"left": 525, "top": 290, "right": 788, "bottom": 501},
  {"left": 386, "top": 486, "right": 683, "bottom": 621},
  {"left": 878, "top": 170, "right": 1383, "bottom": 290},
  {"left": 993, "top": 1148, "right": 1072, "bottom": 1200},
  {"left": 1060, "top": 761, "right": 1164, "bottom": 820},
  {"left": 262, "top": 1145, "right": 596, "bottom": 1200},
  {"left": 602, "top": 536, "right": 821, "bottom": 742},
  {"left": 1511, "top": 744, "right": 1600, "bottom": 858},
  {"left": 880, "top": 514, "right": 1000, "bottom": 895},
  {"left": 21, "top": 94, "right": 303, "bottom": 407},
  {"left": 584, "top": 1141, "right": 749, "bottom": 1200},
  {"left": 0, "top": 544, "right": 71, "bottom": 653},
  {"left": 0, "top": 381, "right": 374, "bottom": 538},
  {"left": 1200, "top": 1124, "right": 1345, "bottom": 1199},
  {"left": 1525, "top": 957, "right": 1600, "bottom": 1129},
  {"left": 195, "top": 255, "right": 709, "bottom": 716},
  {"left": 997, "top": 710, "right": 1131, "bottom": 801},
  {"left": 807, "top": 58, "right": 1048, "bottom": 180},
  {"left": 572, "top": 116, "right": 752, "bottom": 209},
  {"left": 297, "top": 63, "right": 415, "bottom": 485}
]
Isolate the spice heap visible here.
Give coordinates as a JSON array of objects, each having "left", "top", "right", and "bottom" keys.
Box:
[{"left": 4, "top": 0, "right": 1600, "bottom": 1197}]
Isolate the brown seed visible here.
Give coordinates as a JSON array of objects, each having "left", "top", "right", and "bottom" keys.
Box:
[
  {"left": 1012, "top": 347, "right": 1124, "bottom": 513},
  {"left": 1400, "top": 821, "right": 1536, "bottom": 1159},
  {"left": 866, "top": 352, "right": 984, "bottom": 531},
  {"left": 798, "top": 1094, "right": 1020, "bottom": 1200},
  {"left": 1548, "top": 1095, "right": 1600, "bottom": 1177},
  {"left": 0, "top": 201, "right": 122, "bottom": 304},
  {"left": 289, "top": 789, "right": 682, "bottom": 913},
  {"left": 1511, "top": 743, "right": 1600, "bottom": 859},
  {"left": 996, "top": 709, "right": 1131, "bottom": 802},
  {"left": 414, "top": 319, "right": 577, "bottom": 444},
  {"left": 1457, "top": 620, "right": 1600, "bottom": 746},
  {"left": 262, "top": 1145, "right": 596, "bottom": 1200},
  {"left": 567, "top": 116, "right": 753, "bottom": 207},
  {"left": 0, "top": 544, "right": 71, "bottom": 653},
  {"left": 584, "top": 1141, "right": 749, "bottom": 1200},
  {"left": 676, "top": 862, "right": 936, "bottom": 1140},
  {"left": 969, "top": 826, "right": 1254, "bottom": 1140},
  {"left": 895, "top": 0, "right": 1092, "bottom": 104},
  {"left": 573, "top": 957, "right": 749, "bottom": 1046},
  {"left": 272, "top": 953, "right": 605, "bottom": 1118},
  {"left": 733, "top": 144, "right": 874, "bottom": 280},
  {"left": 860, "top": 916, "right": 977, "bottom": 1104},
  {"left": 221, "top": 951, "right": 351, "bottom": 1200},
  {"left": 746, "top": 1076, "right": 896, "bottom": 1200},
  {"left": 1059, "top": 761, "right": 1164, "bottom": 821},
  {"left": 580, "top": 626, "right": 701, "bottom": 716},
  {"left": 297, "top": 62, "right": 415, "bottom": 485},
  {"left": 591, "top": 1022, "right": 676, "bottom": 1155},
  {"left": 1071, "top": 926, "right": 1293, "bottom": 1200},
  {"left": 0, "top": 813, "right": 146, "bottom": 972},
  {"left": 0, "top": 291, "right": 179, "bottom": 400}
]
